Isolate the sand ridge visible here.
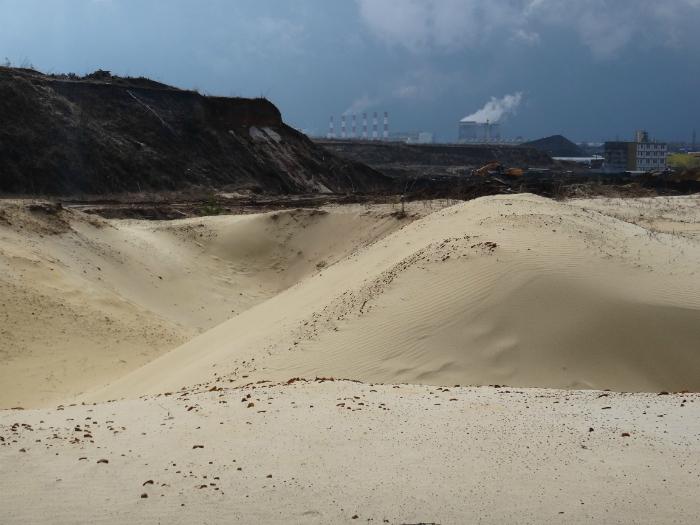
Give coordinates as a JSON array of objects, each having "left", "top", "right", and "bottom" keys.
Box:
[{"left": 89, "top": 194, "right": 700, "bottom": 400}]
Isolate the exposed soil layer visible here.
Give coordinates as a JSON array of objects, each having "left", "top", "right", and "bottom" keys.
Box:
[
  {"left": 0, "top": 67, "right": 389, "bottom": 195},
  {"left": 54, "top": 172, "right": 699, "bottom": 221}
]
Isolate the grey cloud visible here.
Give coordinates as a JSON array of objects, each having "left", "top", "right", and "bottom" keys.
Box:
[{"left": 357, "top": 0, "right": 700, "bottom": 58}]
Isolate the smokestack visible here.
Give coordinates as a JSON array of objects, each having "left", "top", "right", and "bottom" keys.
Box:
[
  {"left": 341, "top": 115, "right": 347, "bottom": 139},
  {"left": 372, "top": 112, "right": 378, "bottom": 140},
  {"left": 362, "top": 113, "right": 368, "bottom": 139},
  {"left": 327, "top": 116, "right": 335, "bottom": 139},
  {"left": 351, "top": 114, "right": 357, "bottom": 138},
  {"left": 383, "top": 112, "right": 389, "bottom": 140}
]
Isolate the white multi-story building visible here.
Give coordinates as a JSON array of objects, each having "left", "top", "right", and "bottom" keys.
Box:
[{"left": 635, "top": 139, "right": 668, "bottom": 171}]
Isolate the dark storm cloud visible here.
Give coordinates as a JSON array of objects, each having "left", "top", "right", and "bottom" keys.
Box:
[{"left": 1, "top": 0, "right": 698, "bottom": 141}]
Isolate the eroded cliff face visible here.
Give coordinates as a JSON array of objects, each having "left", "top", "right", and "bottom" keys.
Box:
[{"left": 0, "top": 68, "right": 388, "bottom": 195}]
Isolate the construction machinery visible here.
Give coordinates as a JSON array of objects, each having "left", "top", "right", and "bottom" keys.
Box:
[{"left": 472, "top": 162, "right": 524, "bottom": 178}]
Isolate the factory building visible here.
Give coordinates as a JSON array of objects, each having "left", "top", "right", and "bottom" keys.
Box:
[
  {"left": 458, "top": 120, "right": 501, "bottom": 143},
  {"left": 327, "top": 112, "right": 390, "bottom": 141},
  {"left": 417, "top": 132, "right": 434, "bottom": 144},
  {"left": 389, "top": 131, "right": 434, "bottom": 144},
  {"left": 604, "top": 130, "right": 667, "bottom": 172}
]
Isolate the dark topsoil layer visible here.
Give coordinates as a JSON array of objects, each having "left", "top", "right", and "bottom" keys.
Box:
[{"left": 0, "top": 67, "right": 389, "bottom": 195}]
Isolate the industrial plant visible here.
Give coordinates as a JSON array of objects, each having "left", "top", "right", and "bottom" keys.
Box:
[
  {"left": 327, "top": 111, "right": 390, "bottom": 140},
  {"left": 457, "top": 92, "right": 522, "bottom": 144},
  {"left": 324, "top": 93, "right": 523, "bottom": 145},
  {"left": 458, "top": 119, "right": 501, "bottom": 143},
  {"left": 320, "top": 96, "right": 683, "bottom": 177}
]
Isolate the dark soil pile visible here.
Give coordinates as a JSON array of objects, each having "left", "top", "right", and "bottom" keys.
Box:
[
  {"left": 521, "top": 135, "right": 585, "bottom": 157},
  {"left": 0, "top": 68, "right": 389, "bottom": 195}
]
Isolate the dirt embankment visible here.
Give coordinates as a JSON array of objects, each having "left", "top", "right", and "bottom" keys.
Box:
[{"left": 0, "top": 68, "right": 390, "bottom": 195}]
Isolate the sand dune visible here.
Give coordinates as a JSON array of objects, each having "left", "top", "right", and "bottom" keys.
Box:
[
  {"left": 0, "top": 201, "right": 414, "bottom": 408},
  {"left": 3, "top": 194, "right": 700, "bottom": 407},
  {"left": 90, "top": 194, "right": 700, "bottom": 401}
]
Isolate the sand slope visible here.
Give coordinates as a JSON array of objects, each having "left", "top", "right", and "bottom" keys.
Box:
[
  {"left": 2, "top": 381, "right": 699, "bottom": 524},
  {"left": 0, "top": 202, "right": 412, "bottom": 408},
  {"left": 91, "top": 194, "right": 700, "bottom": 400}
]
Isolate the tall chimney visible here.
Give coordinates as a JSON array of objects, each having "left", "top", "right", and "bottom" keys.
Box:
[
  {"left": 372, "top": 112, "right": 379, "bottom": 140},
  {"left": 327, "top": 116, "right": 335, "bottom": 139},
  {"left": 383, "top": 112, "right": 389, "bottom": 140},
  {"left": 341, "top": 115, "right": 347, "bottom": 139},
  {"left": 362, "top": 113, "right": 368, "bottom": 139}
]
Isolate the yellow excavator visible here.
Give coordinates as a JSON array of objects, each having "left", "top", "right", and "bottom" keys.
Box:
[{"left": 473, "top": 162, "right": 524, "bottom": 178}]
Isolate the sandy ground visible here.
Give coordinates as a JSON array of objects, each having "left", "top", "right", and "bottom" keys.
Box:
[
  {"left": 1, "top": 194, "right": 700, "bottom": 523},
  {"left": 571, "top": 195, "right": 700, "bottom": 240},
  {"left": 2, "top": 381, "right": 698, "bottom": 524}
]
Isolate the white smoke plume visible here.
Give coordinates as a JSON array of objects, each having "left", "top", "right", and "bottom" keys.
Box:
[
  {"left": 461, "top": 92, "right": 523, "bottom": 123},
  {"left": 343, "top": 95, "right": 378, "bottom": 116}
]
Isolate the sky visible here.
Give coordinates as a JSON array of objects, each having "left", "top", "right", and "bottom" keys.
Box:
[{"left": 1, "top": 0, "right": 699, "bottom": 142}]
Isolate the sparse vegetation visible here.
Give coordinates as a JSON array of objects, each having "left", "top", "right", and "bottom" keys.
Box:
[
  {"left": 668, "top": 153, "right": 700, "bottom": 170},
  {"left": 199, "top": 196, "right": 224, "bottom": 216}
]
